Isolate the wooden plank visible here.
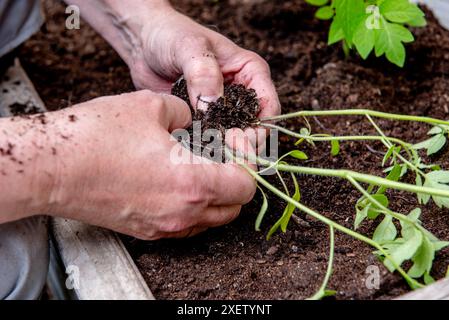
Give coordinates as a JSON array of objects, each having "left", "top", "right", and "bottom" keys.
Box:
[
  {"left": 51, "top": 219, "right": 154, "bottom": 300},
  {"left": 396, "top": 278, "right": 449, "bottom": 300},
  {"left": 1, "top": 59, "right": 154, "bottom": 300}
]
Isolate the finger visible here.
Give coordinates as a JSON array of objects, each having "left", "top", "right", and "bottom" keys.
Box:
[
  {"left": 177, "top": 36, "right": 224, "bottom": 111},
  {"left": 158, "top": 93, "right": 193, "bottom": 132},
  {"left": 198, "top": 161, "right": 256, "bottom": 206},
  {"left": 244, "top": 127, "right": 268, "bottom": 155},
  {"left": 225, "top": 128, "right": 258, "bottom": 170},
  {"left": 198, "top": 205, "right": 242, "bottom": 228},
  {"left": 233, "top": 52, "right": 281, "bottom": 119}
]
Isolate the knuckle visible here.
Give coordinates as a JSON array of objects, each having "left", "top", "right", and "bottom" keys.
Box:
[
  {"left": 188, "top": 63, "right": 221, "bottom": 84},
  {"left": 176, "top": 169, "right": 209, "bottom": 206},
  {"left": 159, "top": 219, "right": 188, "bottom": 234}
]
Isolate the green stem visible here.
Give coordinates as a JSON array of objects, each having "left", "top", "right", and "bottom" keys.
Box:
[
  {"left": 308, "top": 226, "right": 335, "bottom": 300},
  {"left": 365, "top": 115, "right": 423, "bottom": 176},
  {"left": 259, "top": 161, "right": 449, "bottom": 199},
  {"left": 242, "top": 164, "right": 422, "bottom": 289},
  {"left": 347, "top": 176, "right": 429, "bottom": 235},
  {"left": 261, "top": 109, "right": 449, "bottom": 127},
  {"left": 261, "top": 123, "right": 411, "bottom": 149}
]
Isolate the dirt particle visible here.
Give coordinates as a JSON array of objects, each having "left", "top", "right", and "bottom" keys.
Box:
[{"left": 68, "top": 114, "right": 77, "bottom": 122}]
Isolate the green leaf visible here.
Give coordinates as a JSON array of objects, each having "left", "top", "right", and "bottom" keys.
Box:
[
  {"left": 288, "top": 150, "right": 309, "bottom": 160},
  {"left": 408, "top": 236, "right": 434, "bottom": 278},
  {"left": 433, "top": 241, "right": 449, "bottom": 251},
  {"left": 306, "top": 0, "right": 328, "bottom": 6},
  {"left": 428, "top": 126, "right": 444, "bottom": 136},
  {"left": 378, "top": 164, "right": 402, "bottom": 194},
  {"left": 374, "top": 18, "right": 414, "bottom": 67},
  {"left": 353, "top": 19, "right": 375, "bottom": 59},
  {"left": 382, "top": 145, "right": 395, "bottom": 167},
  {"left": 373, "top": 215, "right": 397, "bottom": 244},
  {"left": 424, "top": 171, "right": 449, "bottom": 208},
  {"left": 400, "top": 208, "right": 421, "bottom": 240},
  {"left": 407, "top": 15, "right": 427, "bottom": 27},
  {"left": 424, "top": 272, "right": 435, "bottom": 285},
  {"left": 416, "top": 174, "right": 430, "bottom": 204},
  {"left": 280, "top": 174, "right": 300, "bottom": 232},
  {"left": 316, "top": 6, "right": 334, "bottom": 20},
  {"left": 334, "top": 0, "right": 366, "bottom": 44},
  {"left": 383, "top": 230, "right": 423, "bottom": 272},
  {"left": 354, "top": 205, "right": 369, "bottom": 230},
  {"left": 331, "top": 140, "right": 340, "bottom": 156},
  {"left": 267, "top": 174, "right": 300, "bottom": 239},
  {"left": 328, "top": 18, "right": 345, "bottom": 45},
  {"left": 413, "top": 134, "right": 446, "bottom": 156},
  {"left": 255, "top": 187, "right": 268, "bottom": 232},
  {"left": 380, "top": 0, "right": 425, "bottom": 24}
]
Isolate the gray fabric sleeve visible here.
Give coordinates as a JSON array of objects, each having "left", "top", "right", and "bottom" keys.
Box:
[
  {"left": 0, "top": 0, "right": 44, "bottom": 58},
  {"left": 0, "top": 216, "right": 49, "bottom": 300}
]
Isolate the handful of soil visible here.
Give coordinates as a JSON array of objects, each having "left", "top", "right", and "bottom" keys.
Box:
[{"left": 172, "top": 78, "right": 260, "bottom": 134}]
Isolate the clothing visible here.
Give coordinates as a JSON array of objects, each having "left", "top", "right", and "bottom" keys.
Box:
[
  {"left": 0, "top": 0, "right": 48, "bottom": 300},
  {"left": 0, "top": 0, "right": 44, "bottom": 58},
  {"left": 0, "top": 217, "right": 49, "bottom": 300}
]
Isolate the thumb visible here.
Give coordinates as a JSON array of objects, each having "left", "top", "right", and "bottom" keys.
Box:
[
  {"left": 158, "top": 93, "right": 193, "bottom": 132},
  {"left": 178, "top": 36, "right": 224, "bottom": 111}
]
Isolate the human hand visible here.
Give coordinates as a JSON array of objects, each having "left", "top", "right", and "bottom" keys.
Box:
[
  {"left": 130, "top": 5, "right": 280, "bottom": 119},
  {"left": 38, "top": 91, "right": 255, "bottom": 240}
]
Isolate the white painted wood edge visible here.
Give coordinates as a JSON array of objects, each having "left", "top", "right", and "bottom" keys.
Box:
[
  {"left": 51, "top": 219, "right": 154, "bottom": 300},
  {"left": 396, "top": 278, "right": 449, "bottom": 300},
  {"left": 1, "top": 59, "right": 154, "bottom": 300}
]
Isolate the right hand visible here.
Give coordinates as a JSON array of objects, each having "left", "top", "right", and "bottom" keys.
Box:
[{"left": 40, "top": 90, "right": 256, "bottom": 240}]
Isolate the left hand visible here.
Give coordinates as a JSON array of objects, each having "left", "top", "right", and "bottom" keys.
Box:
[{"left": 129, "top": 5, "right": 281, "bottom": 121}]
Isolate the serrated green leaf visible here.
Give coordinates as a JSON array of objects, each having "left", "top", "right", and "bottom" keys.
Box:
[
  {"left": 306, "top": 0, "right": 328, "bottom": 7},
  {"left": 380, "top": 0, "right": 424, "bottom": 24},
  {"left": 433, "top": 241, "right": 449, "bottom": 251},
  {"left": 328, "top": 18, "right": 345, "bottom": 45},
  {"left": 334, "top": 0, "right": 366, "bottom": 43},
  {"left": 255, "top": 187, "right": 268, "bottom": 232},
  {"left": 408, "top": 236, "right": 434, "bottom": 278},
  {"left": 331, "top": 140, "right": 340, "bottom": 156},
  {"left": 424, "top": 172, "right": 449, "bottom": 208},
  {"left": 407, "top": 15, "right": 427, "bottom": 27},
  {"left": 353, "top": 19, "right": 375, "bottom": 59},
  {"left": 374, "top": 18, "right": 414, "bottom": 67},
  {"left": 413, "top": 134, "right": 446, "bottom": 156},
  {"left": 316, "top": 6, "right": 334, "bottom": 20},
  {"left": 384, "top": 230, "right": 423, "bottom": 272},
  {"left": 428, "top": 126, "right": 444, "bottom": 136},
  {"left": 373, "top": 215, "right": 397, "bottom": 244}
]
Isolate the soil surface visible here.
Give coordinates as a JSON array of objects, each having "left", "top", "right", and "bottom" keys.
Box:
[{"left": 17, "top": 0, "right": 449, "bottom": 300}]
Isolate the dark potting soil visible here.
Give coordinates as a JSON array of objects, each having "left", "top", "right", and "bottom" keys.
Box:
[
  {"left": 172, "top": 78, "right": 260, "bottom": 132},
  {"left": 17, "top": 0, "right": 449, "bottom": 300}
]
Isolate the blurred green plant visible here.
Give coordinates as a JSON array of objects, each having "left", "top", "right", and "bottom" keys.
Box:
[{"left": 306, "top": 0, "right": 426, "bottom": 67}]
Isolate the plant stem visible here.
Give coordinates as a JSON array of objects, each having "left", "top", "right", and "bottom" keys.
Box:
[
  {"left": 261, "top": 109, "right": 449, "bottom": 127},
  {"left": 365, "top": 115, "right": 423, "bottom": 176},
  {"left": 260, "top": 161, "right": 449, "bottom": 199},
  {"left": 308, "top": 226, "right": 335, "bottom": 300},
  {"left": 260, "top": 123, "right": 411, "bottom": 148},
  {"left": 242, "top": 164, "right": 422, "bottom": 289},
  {"left": 347, "top": 176, "right": 429, "bottom": 235}
]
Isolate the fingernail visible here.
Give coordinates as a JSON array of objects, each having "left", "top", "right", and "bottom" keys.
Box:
[{"left": 197, "top": 96, "right": 219, "bottom": 112}]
